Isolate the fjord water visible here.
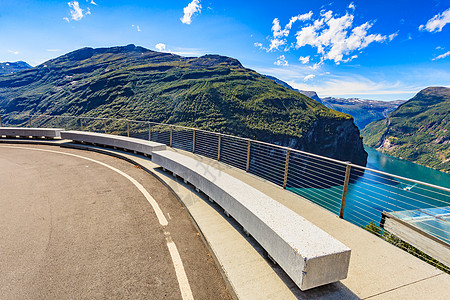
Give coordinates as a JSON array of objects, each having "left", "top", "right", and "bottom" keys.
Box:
[
  {"left": 290, "top": 146, "right": 450, "bottom": 242},
  {"left": 364, "top": 146, "right": 450, "bottom": 189}
]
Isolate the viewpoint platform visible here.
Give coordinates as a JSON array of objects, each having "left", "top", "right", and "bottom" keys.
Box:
[{"left": 0, "top": 137, "right": 449, "bottom": 299}]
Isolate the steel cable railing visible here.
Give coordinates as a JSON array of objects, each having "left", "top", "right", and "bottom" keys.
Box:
[
  {"left": 195, "top": 130, "right": 220, "bottom": 160},
  {"left": 1, "top": 113, "right": 449, "bottom": 272},
  {"left": 220, "top": 135, "right": 248, "bottom": 170}
]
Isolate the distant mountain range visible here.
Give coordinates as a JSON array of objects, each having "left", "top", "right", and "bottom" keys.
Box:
[
  {"left": 0, "top": 45, "right": 367, "bottom": 166},
  {"left": 319, "top": 97, "right": 405, "bottom": 129},
  {"left": 0, "top": 61, "right": 32, "bottom": 75},
  {"left": 264, "top": 75, "right": 405, "bottom": 129},
  {"left": 362, "top": 87, "right": 450, "bottom": 172}
]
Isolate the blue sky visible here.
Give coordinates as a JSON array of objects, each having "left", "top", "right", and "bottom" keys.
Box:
[{"left": 1, "top": 0, "right": 450, "bottom": 100}]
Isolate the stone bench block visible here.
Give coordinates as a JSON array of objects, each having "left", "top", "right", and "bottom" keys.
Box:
[{"left": 152, "top": 150, "right": 351, "bottom": 290}]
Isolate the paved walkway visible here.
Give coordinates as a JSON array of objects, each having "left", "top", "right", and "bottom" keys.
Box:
[
  {"left": 1, "top": 139, "right": 449, "bottom": 299},
  {"left": 0, "top": 144, "right": 230, "bottom": 299}
]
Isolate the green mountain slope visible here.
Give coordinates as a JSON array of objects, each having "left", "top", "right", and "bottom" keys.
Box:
[
  {"left": 0, "top": 44, "right": 367, "bottom": 165},
  {"left": 361, "top": 87, "right": 450, "bottom": 172}
]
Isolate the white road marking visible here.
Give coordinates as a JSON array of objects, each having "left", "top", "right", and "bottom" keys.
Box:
[
  {"left": 0, "top": 146, "right": 168, "bottom": 226},
  {"left": 165, "top": 232, "right": 194, "bottom": 300},
  {"left": 1, "top": 145, "right": 197, "bottom": 299}
]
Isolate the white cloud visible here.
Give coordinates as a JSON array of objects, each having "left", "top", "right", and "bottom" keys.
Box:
[
  {"left": 436, "top": 46, "right": 444, "bottom": 50},
  {"left": 68, "top": 1, "right": 83, "bottom": 20},
  {"left": 419, "top": 8, "right": 450, "bottom": 32},
  {"left": 267, "top": 12, "right": 312, "bottom": 52},
  {"left": 294, "top": 10, "right": 389, "bottom": 63},
  {"left": 254, "top": 42, "right": 263, "bottom": 49},
  {"left": 388, "top": 32, "right": 398, "bottom": 41},
  {"left": 348, "top": 3, "right": 356, "bottom": 10},
  {"left": 46, "top": 49, "right": 60, "bottom": 52},
  {"left": 433, "top": 51, "right": 450, "bottom": 60},
  {"left": 310, "top": 62, "right": 322, "bottom": 70},
  {"left": 342, "top": 54, "right": 358, "bottom": 63},
  {"left": 274, "top": 55, "right": 288, "bottom": 66},
  {"left": 63, "top": 17, "right": 70, "bottom": 22},
  {"left": 268, "top": 38, "right": 286, "bottom": 51},
  {"left": 132, "top": 24, "right": 142, "bottom": 32},
  {"left": 304, "top": 74, "right": 315, "bottom": 81},
  {"left": 8, "top": 50, "right": 19, "bottom": 55},
  {"left": 155, "top": 43, "right": 166, "bottom": 52},
  {"left": 271, "top": 18, "right": 284, "bottom": 38},
  {"left": 272, "top": 12, "right": 313, "bottom": 38},
  {"left": 287, "top": 12, "right": 313, "bottom": 30},
  {"left": 299, "top": 56, "right": 310, "bottom": 64},
  {"left": 89, "top": 0, "right": 97, "bottom": 5},
  {"left": 259, "top": 6, "right": 392, "bottom": 65},
  {"left": 67, "top": 1, "right": 90, "bottom": 21},
  {"left": 180, "top": 0, "right": 201, "bottom": 25}
]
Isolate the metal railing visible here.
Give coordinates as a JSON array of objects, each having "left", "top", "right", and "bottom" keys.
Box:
[{"left": 1, "top": 113, "right": 449, "bottom": 272}]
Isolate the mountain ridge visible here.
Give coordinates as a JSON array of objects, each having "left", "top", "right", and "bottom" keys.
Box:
[
  {"left": 361, "top": 86, "right": 450, "bottom": 172},
  {"left": 0, "top": 44, "right": 367, "bottom": 166},
  {"left": 320, "top": 97, "right": 406, "bottom": 129},
  {"left": 0, "top": 61, "right": 32, "bottom": 75},
  {"left": 263, "top": 74, "right": 405, "bottom": 129}
]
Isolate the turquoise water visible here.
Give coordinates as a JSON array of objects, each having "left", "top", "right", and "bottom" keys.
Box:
[
  {"left": 289, "top": 146, "right": 450, "bottom": 242},
  {"left": 364, "top": 146, "right": 450, "bottom": 189}
]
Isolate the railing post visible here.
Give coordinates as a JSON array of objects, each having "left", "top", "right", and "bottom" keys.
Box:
[
  {"left": 55, "top": 116, "right": 59, "bottom": 128},
  {"left": 80, "top": 118, "right": 84, "bottom": 131},
  {"left": 148, "top": 123, "right": 151, "bottom": 141},
  {"left": 103, "top": 119, "right": 107, "bottom": 134},
  {"left": 0, "top": 115, "right": 2, "bottom": 127},
  {"left": 283, "top": 149, "right": 291, "bottom": 189},
  {"left": 217, "top": 134, "right": 222, "bottom": 161},
  {"left": 169, "top": 126, "right": 173, "bottom": 147},
  {"left": 28, "top": 115, "right": 32, "bottom": 128},
  {"left": 192, "top": 130, "right": 196, "bottom": 153},
  {"left": 127, "top": 120, "right": 130, "bottom": 137},
  {"left": 339, "top": 163, "right": 352, "bottom": 219},
  {"left": 246, "top": 140, "right": 251, "bottom": 172}
]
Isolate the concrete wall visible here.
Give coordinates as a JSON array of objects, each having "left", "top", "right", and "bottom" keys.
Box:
[
  {"left": 60, "top": 131, "right": 166, "bottom": 155},
  {"left": 0, "top": 127, "right": 64, "bottom": 138}
]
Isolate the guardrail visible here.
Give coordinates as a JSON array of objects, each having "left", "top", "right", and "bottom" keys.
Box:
[{"left": 2, "top": 113, "right": 449, "bottom": 272}]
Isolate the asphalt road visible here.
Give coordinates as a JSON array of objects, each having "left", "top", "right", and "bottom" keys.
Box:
[{"left": 0, "top": 144, "right": 230, "bottom": 299}]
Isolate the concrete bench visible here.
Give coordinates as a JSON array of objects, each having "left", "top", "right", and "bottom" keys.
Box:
[
  {"left": 0, "top": 127, "right": 64, "bottom": 139},
  {"left": 152, "top": 150, "right": 351, "bottom": 290},
  {"left": 60, "top": 131, "right": 166, "bottom": 155}
]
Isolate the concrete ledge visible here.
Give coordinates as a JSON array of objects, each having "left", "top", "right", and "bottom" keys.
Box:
[
  {"left": 152, "top": 150, "right": 351, "bottom": 290},
  {"left": 60, "top": 131, "right": 166, "bottom": 155},
  {"left": 0, "top": 127, "right": 64, "bottom": 138}
]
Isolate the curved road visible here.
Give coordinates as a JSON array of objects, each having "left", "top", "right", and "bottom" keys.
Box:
[{"left": 0, "top": 144, "right": 230, "bottom": 299}]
